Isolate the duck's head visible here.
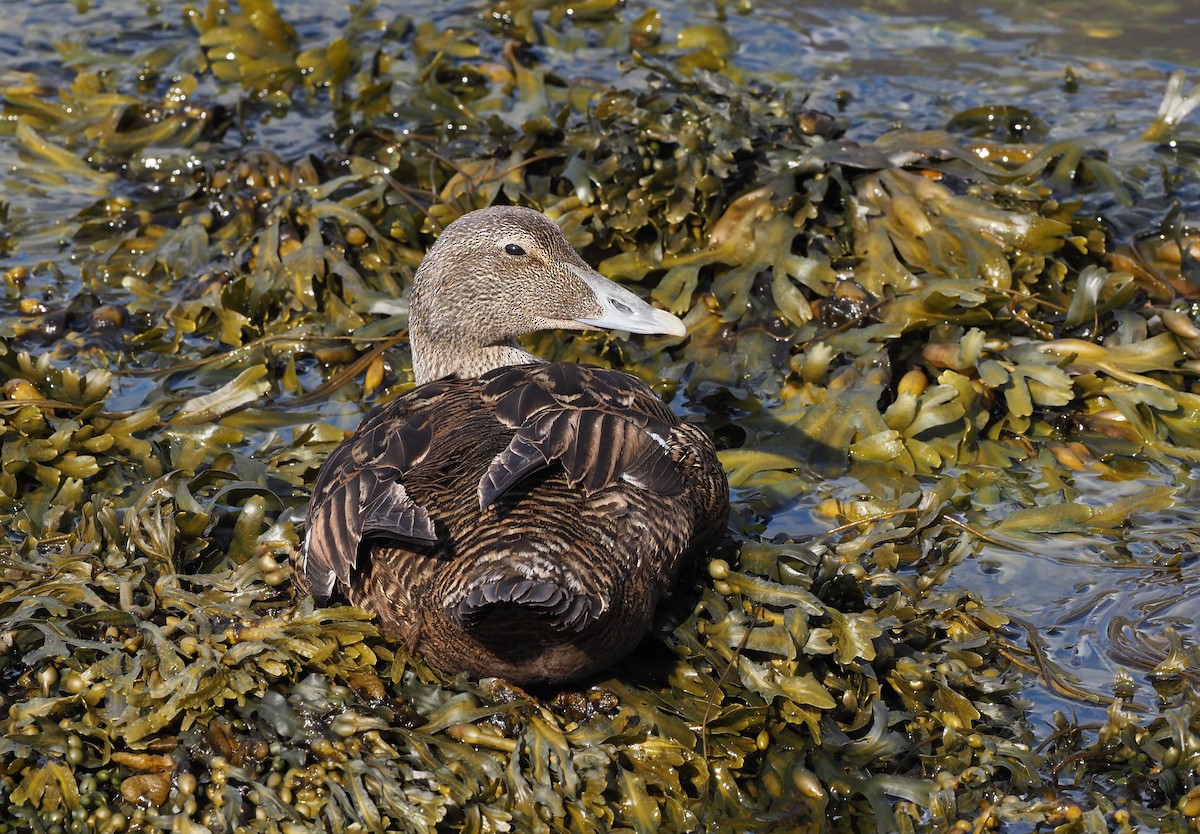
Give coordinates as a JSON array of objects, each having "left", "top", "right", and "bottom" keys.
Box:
[{"left": 408, "top": 205, "right": 686, "bottom": 383}]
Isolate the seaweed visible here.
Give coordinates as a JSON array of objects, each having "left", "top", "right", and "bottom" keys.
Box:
[{"left": 0, "top": 1, "right": 1197, "bottom": 832}]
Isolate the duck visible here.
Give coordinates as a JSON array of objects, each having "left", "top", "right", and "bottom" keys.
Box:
[{"left": 299, "top": 205, "right": 729, "bottom": 685}]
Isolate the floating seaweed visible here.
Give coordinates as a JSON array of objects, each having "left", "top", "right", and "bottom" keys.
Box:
[{"left": 0, "top": 1, "right": 1197, "bottom": 832}]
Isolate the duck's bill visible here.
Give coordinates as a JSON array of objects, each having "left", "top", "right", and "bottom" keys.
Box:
[{"left": 569, "top": 265, "right": 688, "bottom": 338}]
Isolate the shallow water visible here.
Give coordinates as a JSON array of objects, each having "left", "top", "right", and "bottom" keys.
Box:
[
  {"left": 7, "top": 0, "right": 1198, "bottom": 735},
  {"left": 2, "top": 0, "right": 1198, "bottom": 827},
  {"left": 663, "top": 0, "right": 1200, "bottom": 726}
]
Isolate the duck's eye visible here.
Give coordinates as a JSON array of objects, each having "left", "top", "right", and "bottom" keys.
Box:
[{"left": 504, "top": 243, "right": 526, "bottom": 257}]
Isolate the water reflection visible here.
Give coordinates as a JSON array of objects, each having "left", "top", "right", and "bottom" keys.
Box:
[
  {"left": 1, "top": 0, "right": 1196, "bottom": 821},
  {"left": 959, "top": 461, "right": 1199, "bottom": 724}
]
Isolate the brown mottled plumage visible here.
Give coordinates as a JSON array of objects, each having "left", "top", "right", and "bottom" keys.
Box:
[{"left": 300, "top": 206, "right": 728, "bottom": 685}]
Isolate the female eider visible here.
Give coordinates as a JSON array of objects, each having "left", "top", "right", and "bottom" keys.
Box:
[{"left": 300, "top": 205, "right": 729, "bottom": 685}]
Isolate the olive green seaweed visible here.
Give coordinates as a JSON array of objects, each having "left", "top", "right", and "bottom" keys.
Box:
[{"left": 0, "top": 1, "right": 1197, "bottom": 832}]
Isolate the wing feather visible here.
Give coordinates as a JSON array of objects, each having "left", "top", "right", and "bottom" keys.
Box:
[
  {"left": 477, "top": 431, "right": 548, "bottom": 509},
  {"left": 477, "top": 364, "right": 687, "bottom": 508},
  {"left": 302, "top": 395, "right": 438, "bottom": 598},
  {"left": 361, "top": 476, "right": 437, "bottom": 544}
]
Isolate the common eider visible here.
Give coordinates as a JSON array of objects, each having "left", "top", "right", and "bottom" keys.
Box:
[{"left": 300, "top": 205, "right": 729, "bottom": 685}]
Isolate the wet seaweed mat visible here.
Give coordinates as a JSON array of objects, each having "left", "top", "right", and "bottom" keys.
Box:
[{"left": 0, "top": 1, "right": 1198, "bottom": 832}]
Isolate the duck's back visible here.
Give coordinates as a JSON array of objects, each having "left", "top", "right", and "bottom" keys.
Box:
[{"left": 301, "top": 362, "right": 728, "bottom": 684}]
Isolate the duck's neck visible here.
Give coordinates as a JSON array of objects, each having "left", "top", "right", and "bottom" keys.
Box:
[
  {"left": 407, "top": 272, "right": 543, "bottom": 383},
  {"left": 409, "top": 316, "right": 540, "bottom": 383}
]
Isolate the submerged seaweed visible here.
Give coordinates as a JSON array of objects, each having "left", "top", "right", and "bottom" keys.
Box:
[{"left": 0, "top": 1, "right": 1198, "bottom": 832}]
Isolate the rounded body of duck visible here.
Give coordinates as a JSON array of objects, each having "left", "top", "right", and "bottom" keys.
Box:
[{"left": 300, "top": 206, "right": 729, "bottom": 685}]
